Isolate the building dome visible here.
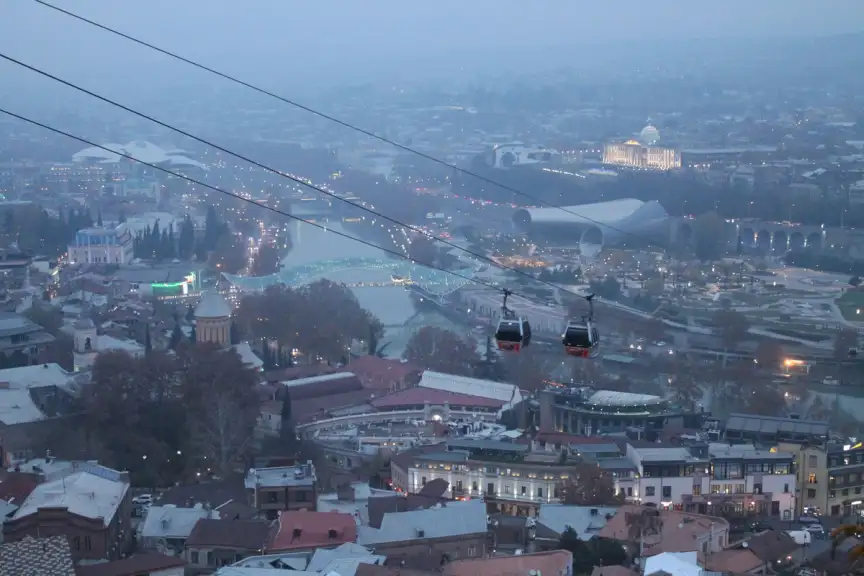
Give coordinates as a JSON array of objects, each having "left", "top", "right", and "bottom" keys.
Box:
[
  {"left": 194, "top": 290, "right": 231, "bottom": 319},
  {"left": 640, "top": 124, "right": 660, "bottom": 145}
]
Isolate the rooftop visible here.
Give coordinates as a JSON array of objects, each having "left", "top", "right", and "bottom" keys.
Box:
[
  {"left": 76, "top": 554, "right": 187, "bottom": 576},
  {"left": 370, "top": 386, "right": 506, "bottom": 410},
  {"left": 0, "top": 312, "right": 47, "bottom": 338},
  {"left": 708, "top": 443, "right": 794, "bottom": 461},
  {"left": 195, "top": 290, "right": 232, "bottom": 319},
  {"left": 185, "top": 519, "right": 272, "bottom": 550},
  {"left": 418, "top": 371, "right": 521, "bottom": 405},
  {"left": 73, "top": 140, "right": 207, "bottom": 170},
  {"left": 245, "top": 464, "right": 316, "bottom": 489},
  {"left": 443, "top": 550, "right": 573, "bottom": 576},
  {"left": 538, "top": 504, "right": 619, "bottom": 538},
  {"left": 270, "top": 510, "right": 358, "bottom": 551},
  {"left": 140, "top": 504, "right": 219, "bottom": 539},
  {"left": 357, "top": 499, "right": 486, "bottom": 545},
  {"left": 12, "top": 468, "right": 129, "bottom": 526},
  {"left": 599, "top": 506, "right": 729, "bottom": 557},
  {"left": 587, "top": 391, "right": 665, "bottom": 407},
  {"left": 725, "top": 413, "right": 829, "bottom": 437},
  {"left": 643, "top": 551, "right": 701, "bottom": 576},
  {"left": 633, "top": 446, "right": 707, "bottom": 463},
  {"left": 0, "top": 535, "right": 75, "bottom": 576},
  {"left": 0, "top": 388, "right": 47, "bottom": 425},
  {"left": 0, "top": 363, "right": 71, "bottom": 390}
]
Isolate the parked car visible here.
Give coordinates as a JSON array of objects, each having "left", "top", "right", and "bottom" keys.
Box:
[{"left": 132, "top": 494, "right": 154, "bottom": 505}]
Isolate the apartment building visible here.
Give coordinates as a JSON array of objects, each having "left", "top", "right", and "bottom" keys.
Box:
[
  {"left": 785, "top": 440, "right": 864, "bottom": 517},
  {"left": 625, "top": 443, "right": 796, "bottom": 519},
  {"left": 245, "top": 463, "right": 317, "bottom": 520}
]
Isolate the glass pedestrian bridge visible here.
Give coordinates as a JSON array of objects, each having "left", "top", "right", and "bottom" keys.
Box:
[{"left": 222, "top": 257, "right": 477, "bottom": 297}]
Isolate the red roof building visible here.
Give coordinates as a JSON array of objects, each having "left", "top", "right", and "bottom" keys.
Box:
[
  {"left": 370, "top": 387, "right": 505, "bottom": 412},
  {"left": 346, "top": 357, "right": 421, "bottom": 392},
  {"left": 270, "top": 510, "right": 357, "bottom": 552}
]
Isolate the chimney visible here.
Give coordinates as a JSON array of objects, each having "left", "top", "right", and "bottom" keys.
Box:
[
  {"left": 292, "top": 528, "right": 302, "bottom": 540},
  {"left": 328, "top": 529, "right": 339, "bottom": 540}
]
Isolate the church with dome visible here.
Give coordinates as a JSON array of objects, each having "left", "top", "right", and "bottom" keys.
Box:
[{"left": 193, "top": 290, "right": 263, "bottom": 370}]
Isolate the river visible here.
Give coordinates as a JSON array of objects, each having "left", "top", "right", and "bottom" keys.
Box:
[{"left": 281, "top": 218, "right": 474, "bottom": 358}]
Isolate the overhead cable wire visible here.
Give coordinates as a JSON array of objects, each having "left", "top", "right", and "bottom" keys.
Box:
[
  {"left": 27, "top": 0, "right": 672, "bottom": 251},
  {"left": 0, "top": 107, "right": 498, "bottom": 293},
  {"left": 0, "top": 52, "right": 590, "bottom": 298},
  {"left": 0, "top": 106, "right": 553, "bottom": 306}
]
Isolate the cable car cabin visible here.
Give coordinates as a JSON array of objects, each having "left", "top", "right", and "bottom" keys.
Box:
[
  {"left": 563, "top": 322, "right": 599, "bottom": 358},
  {"left": 495, "top": 317, "right": 531, "bottom": 352}
]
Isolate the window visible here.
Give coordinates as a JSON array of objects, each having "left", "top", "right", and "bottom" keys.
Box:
[
  {"left": 521, "top": 485, "right": 526, "bottom": 495},
  {"left": 693, "top": 485, "right": 702, "bottom": 496},
  {"left": 74, "top": 536, "right": 80, "bottom": 551},
  {"left": 267, "top": 491, "right": 278, "bottom": 503},
  {"left": 422, "top": 477, "right": 427, "bottom": 486},
  {"left": 191, "top": 551, "right": 199, "bottom": 564},
  {"left": 754, "top": 483, "right": 763, "bottom": 494},
  {"left": 627, "top": 487, "right": 633, "bottom": 497},
  {"left": 504, "top": 484, "right": 512, "bottom": 495},
  {"left": 662, "top": 486, "right": 672, "bottom": 498},
  {"left": 468, "top": 546, "right": 477, "bottom": 557},
  {"left": 808, "top": 473, "right": 817, "bottom": 484},
  {"left": 645, "top": 486, "right": 656, "bottom": 496},
  {"left": 784, "top": 484, "right": 790, "bottom": 494},
  {"left": 843, "top": 489, "right": 850, "bottom": 496},
  {"left": 472, "top": 481, "right": 478, "bottom": 492},
  {"left": 807, "top": 489, "right": 817, "bottom": 498},
  {"left": 84, "top": 536, "right": 91, "bottom": 551},
  {"left": 294, "top": 491, "right": 308, "bottom": 502},
  {"left": 207, "top": 552, "right": 215, "bottom": 566},
  {"left": 487, "top": 483, "right": 495, "bottom": 495},
  {"left": 537, "top": 487, "right": 543, "bottom": 498}
]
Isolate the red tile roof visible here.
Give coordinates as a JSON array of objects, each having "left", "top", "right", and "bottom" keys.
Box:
[
  {"left": 75, "top": 553, "right": 186, "bottom": 576},
  {"left": 370, "top": 387, "right": 506, "bottom": 410},
  {"left": 270, "top": 510, "right": 357, "bottom": 551},
  {"left": 443, "top": 550, "right": 573, "bottom": 576},
  {"left": 346, "top": 357, "right": 421, "bottom": 390},
  {"left": 287, "top": 374, "right": 364, "bottom": 401}
]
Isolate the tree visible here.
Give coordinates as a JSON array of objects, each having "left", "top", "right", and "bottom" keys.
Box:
[
  {"left": 169, "top": 323, "right": 183, "bottom": 350},
  {"left": 830, "top": 524, "right": 864, "bottom": 567},
  {"left": 208, "top": 233, "right": 247, "bottom": 274},
  {"left": 644, "top": 277, "right": 664, "bottom": 297},
  {"left": 693, "top": 211, "right": 726, "bottom": 261},
  {"left": 251, "top": 243, "right": 281, "bottom": 276},
  {"left": 833, "top": 328, "right": 858, "bottom": 360},
  {"left": 558, "top": 528, "right": 626, "bottom": 575},
  {"left": 97, "top": 209, "right": 103, "bottom": 227},
  {"left": 669, "top": 371, "right": 701, "bottom": 409},
  {"left": 178, "top": 344, "right": 260, "bottom": 475},
  {"left": 404, "top": 326, "right": 479, "bottom": 376},
  {"left": 407, "top": 235, "right": 439, "bottom": 267},
  {"left": 560, "top": 463, "right": 624, "bottom": 506},
  {"left": 589, "top": 276, "right": 621, "bottom": 301},
  {"left": 86, "top": 351, "right": 188, "bottom": 486},
  {"left": 626, "top": 507, "right": 664, "bottom": 557},
  {"left": 739, "top": 382, "right": 785, "bottom": 416},
  {"left": 754, "top": 340, "right": 784, "bottom": 370},
  {"left": 185, "top": 304, "right": 195, "bottom": 323},
  {"left": 850, "top": 276, "right": 862, "bottom": 287},
  {"left": 712, "top": 309, "right": 750, "bottom": 356},
  {"left": 502, "top": 346, "right": 548, "bottom": 394},
  {"left": 230, "top": 321, "right": 241, "bottom": 346},
  {"left": 144, "top": 324, "right": 152, "bottom": 354}
]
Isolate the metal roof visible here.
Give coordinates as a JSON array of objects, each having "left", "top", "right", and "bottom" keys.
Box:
[{"left": 725, "top": 413, "right": 828, "bottom": 436}]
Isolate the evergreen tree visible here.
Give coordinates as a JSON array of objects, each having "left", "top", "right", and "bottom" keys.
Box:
[
  {"left": 118, "top": 210, "right": 126, "bottom": 224},
  {"left": 144, "top": 324, "right": 152, "bottom": 354},
  {"left": 97, "top": 210, "right": 103, "bottom": 227},
  {"left": 169, "top": 323, "right": 183, "bottom": 350},
  {"left": 189, "top": 325, "right": 196, "bottom": 343},
  {"left": 230, "top": 321, "right": 240, "bottom": 345},
  {"left": 185, "top": 305, "right": 195, "bottom": 323}
]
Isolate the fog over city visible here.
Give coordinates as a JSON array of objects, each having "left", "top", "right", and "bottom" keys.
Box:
[{"left": 1, "top": 1, "right": 864, "bottom": 574}]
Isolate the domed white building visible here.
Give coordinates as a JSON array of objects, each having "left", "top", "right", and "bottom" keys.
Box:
[
  {"left": 640, "top": 124, "right": 661, "bottom": 145},
  {"left": 194, "top": 291, "right": 232, "bottom": 348},
  {"left": 193, "top": 290, "right": 263, "bottom": 370}
]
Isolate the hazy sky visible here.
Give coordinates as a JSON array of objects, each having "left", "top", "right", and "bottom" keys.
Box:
[
  {"left": 4, "top": 0, "right": 864, "bottom": 68},
  {"left": 2, "top": 0, "right": 864, "bottom": 106}
]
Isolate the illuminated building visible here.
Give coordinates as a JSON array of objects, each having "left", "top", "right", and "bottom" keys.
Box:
[
  {"left": 602, "top": 140, "right": 681, "bottom": 171},
  {"left": 67, "top": 226, "right": 133, "bottom": 265}
]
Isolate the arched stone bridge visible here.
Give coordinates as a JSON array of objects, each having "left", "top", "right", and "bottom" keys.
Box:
[{"left": 223, "top": 257, "right": 478, "bottom": 296}]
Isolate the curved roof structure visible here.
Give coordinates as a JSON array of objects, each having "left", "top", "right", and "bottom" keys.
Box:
[
  {"left": 73, "top": 140, "right": 207, "bottom": 170},
  {"left": 513, "top": 199, "right": 653, "bottom": 228},
  {"left": 194, "top": 291, "right": 231, "bottom": 319}
]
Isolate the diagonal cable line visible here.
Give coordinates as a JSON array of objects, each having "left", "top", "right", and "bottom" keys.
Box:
[
  {"left": 0, "top": 107, "right": 514, "bottom": 298},
  {"left": 0, "top": 51, "right": 589, "bottom": 297},
  {"left": 26, "top": 0, "right": 671, "bottom": 252}
]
